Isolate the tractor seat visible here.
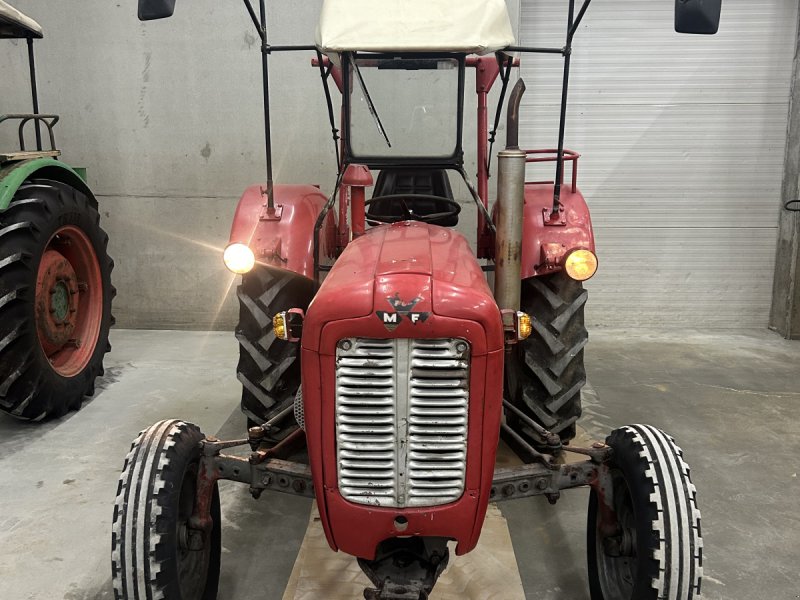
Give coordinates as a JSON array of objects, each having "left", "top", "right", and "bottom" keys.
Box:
[{"left": 367, "top": 169, "right": 459, "bottom": 227}]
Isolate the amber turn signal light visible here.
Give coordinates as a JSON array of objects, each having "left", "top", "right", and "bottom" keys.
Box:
[
  {"left": 273, "top": 312, "right": 288, "bottom": 341},
  {"left": 273, "top": 308, "right": 304, "bottom": 342},
  {"left": 564, "top": 249, "right": 598, "bottom": 281},
  {"left": 516, "top": 311, "right": 532, "bottom": 341}
]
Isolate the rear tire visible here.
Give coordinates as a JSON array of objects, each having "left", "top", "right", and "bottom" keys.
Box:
[
  {"left": 587, "top": 425, "right": 703, "bottom": 599},
  {"left": 111, "top": 420, "right": 221, "bottom": 600},
  {"left": 0, "top": 178, "right": 114, "bottom": 420},
  {"left": 235, "top": 266, "right": 314, "bottom": 442},
  {"left": 506, "top": 271, "right": 587, "bottom": 443}
]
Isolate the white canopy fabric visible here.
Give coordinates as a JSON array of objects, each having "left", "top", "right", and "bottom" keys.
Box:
[
  {"left": 316, "top": 0, "right": 515, "bottom": 55},
  {"left": 0, "top": 1, "right": 42, "bottom": 38}
]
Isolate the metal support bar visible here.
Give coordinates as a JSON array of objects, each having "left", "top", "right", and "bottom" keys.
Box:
[
  {"left": 266, "top": 44, "right": 318, "bottom": 53},
  {"left": 315, "top": 49, "right": 341, "bottom": 170},
  {"left": 490, "top": 460, "right": 599, "bottom": 502},
  {"left": 457, "top": 166, "right": 496, "bottom": 234},
  {"left": 210, "top": 454, "right": 315, "bottom": 498},
  {"left": 500, "top": 422, "right": 556, "bottom": 467},
  {"left": 569, "top": 0, "right": 595, "bottom": 38},
  {"left": 26, "top": 37, "right": 41, "bottom": 151},
  {"left": 313, "top": 168, "right": 346, "bottom": 283},
  {"left": 502, "top": 399, "right": 561, "bottom": 448},
  {"left": 552, "top": 0, "right": 576, "bottom": 218},
  {"left": 505, "top": 45, "right": 567, "bottom": 55},
  {"left": 487, "top": 55, "right": 515, "bottom": 174},
  {"left": 241, "top": 0, "right": 264, "bottom": 42},
  {"left": 258, "top": 0, "right": 275, "bottom": 209}
]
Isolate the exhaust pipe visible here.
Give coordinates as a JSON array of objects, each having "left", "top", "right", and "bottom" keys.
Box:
[{"left": 494, "top": 79, "right": 527, "bottom": 312}]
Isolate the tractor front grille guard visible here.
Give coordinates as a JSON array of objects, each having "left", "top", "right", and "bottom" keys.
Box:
[{"left": 335, "top": 337, "right": 470, "bottom": 509}]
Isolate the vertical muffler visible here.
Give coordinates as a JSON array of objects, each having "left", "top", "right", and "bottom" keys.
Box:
[{"left": 494, "top": 79, "right": 527, "bottom": 312}]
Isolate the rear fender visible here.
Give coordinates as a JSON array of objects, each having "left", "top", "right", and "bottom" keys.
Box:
[
  {"left": 229, "top": 184, "right": 336, "bottom": 280},
  {"left": 494, "top": 183, "right": 595, "bottom": 279},
  {"left": 0, "top": 158, "right": 95, "bottom": 211}
]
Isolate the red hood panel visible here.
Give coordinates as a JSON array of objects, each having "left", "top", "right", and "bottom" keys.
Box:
[{"left": 303, "top": 222, "right": 503, "bottom": 353}]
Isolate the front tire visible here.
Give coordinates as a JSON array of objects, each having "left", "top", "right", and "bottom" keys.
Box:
[
  {"left": 112, "top": 420, "right": 221, "bottom": 600},
  {"left": 235, "top": 266, "right": 314, "bottom": 441},
  {"left": 587, "top": 425, "right": 703, "bottom": 599},
  {"left": 506, "top": 271, "right": 587, "bottom": 443},
  {"left": 0, "top": 178, "right": 114, "bottom": 420}
]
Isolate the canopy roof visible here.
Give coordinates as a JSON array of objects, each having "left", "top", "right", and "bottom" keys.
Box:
[
  {"left": 0, "top": 1, "right": 42, "bottom": 39},
  {"left": 316, "top": 0, "right": 515, "bottom": 55}
]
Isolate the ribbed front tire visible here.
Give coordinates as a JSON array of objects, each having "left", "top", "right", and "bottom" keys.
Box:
[
  {"left": 588, "top": 425, "right": 703, "bottom": 599},
  {"left": 111, "top": 420, "right": 221, "bottom": 600}
]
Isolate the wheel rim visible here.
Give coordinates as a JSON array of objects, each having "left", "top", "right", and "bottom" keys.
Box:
[
  {"left": 595, "top": 472, "right": 638, "bottom": 598},
  {"left": 176, "top": 463, "right": 213, "bottom": 598},
  {"left": 35, "top": 225, "right": 103, "bottom": 377}
]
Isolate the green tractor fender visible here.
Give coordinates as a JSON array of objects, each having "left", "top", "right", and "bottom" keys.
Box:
[{"left": 0, "top": 157, "right": 96, "bottom": 211}]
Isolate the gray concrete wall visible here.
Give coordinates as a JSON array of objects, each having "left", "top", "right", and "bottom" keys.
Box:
[
  {"left": 1, "top": 0, "right": 519, "bottom": 330},
  {"left": 770, "top": 5, "right": 800, "bottom": 339}
]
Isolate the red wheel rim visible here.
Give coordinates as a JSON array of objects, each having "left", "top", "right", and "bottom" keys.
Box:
[{"left": 35, "top": 225, "right": 103, "bottom": 378}]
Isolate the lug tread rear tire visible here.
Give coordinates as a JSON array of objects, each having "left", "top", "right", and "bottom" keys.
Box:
[
  {"left": 111, "top": 420, "right": 221, "bottom": 600},
  {"left": 508, "top": 272, "right": 587, "bottom": 441},
  {"left": 588, "top": 424, "right": 703, "bottom": 599},
  {"left": 0, "top": 179, "right": 114, "bottom": 420},
  {"left": 236, "top": 266, "right": 314, "bottom": 439}
]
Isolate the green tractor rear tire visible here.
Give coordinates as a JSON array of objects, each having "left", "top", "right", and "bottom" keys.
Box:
[
  {"left": 506, "top": 271, "right": 588, "bottom": 444},
  {"left": 0, "top": 178, "right": 114, "bottom": 420}
]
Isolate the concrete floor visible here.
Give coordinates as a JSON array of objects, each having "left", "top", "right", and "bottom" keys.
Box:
[{"left": 1, "top": 328, "right": 798, "bottom": 600}]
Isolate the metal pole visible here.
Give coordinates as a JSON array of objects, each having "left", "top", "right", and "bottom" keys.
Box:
[
  {"left": 552, "top": 0, "right": 576, "bottom": 218},
  {"left": 26, "top": 37, "right": 42, "bottom": 151},
  {"left": 259, "top": 0, "right": 275, "bottom": 209}
]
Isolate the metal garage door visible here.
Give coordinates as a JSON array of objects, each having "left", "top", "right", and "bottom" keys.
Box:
[{"left": 517, "top": 0, "right": 798, "bottom": 328}]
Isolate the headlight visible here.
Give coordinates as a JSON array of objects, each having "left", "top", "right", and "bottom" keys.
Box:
[
  {"left": 564, "top": 249, "right": 598, "bottom": 282},
  {"left": 223, "top": 243, "right": 255, "bottom": 274}
]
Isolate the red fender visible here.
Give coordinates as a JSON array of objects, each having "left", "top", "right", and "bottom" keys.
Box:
[
  {"left": 228, "top": 184, "right": 336, "bottom": 279},
  {"left": 494, "top": 182, "right": 595, "bottom": 279},
  {"left": 521, "top": 183, "right": 595, "bottom": 279}
]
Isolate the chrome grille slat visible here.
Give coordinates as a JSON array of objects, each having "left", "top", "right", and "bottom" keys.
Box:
[{"left": 336, "top": 337, "right": 469, "bottom": 508}]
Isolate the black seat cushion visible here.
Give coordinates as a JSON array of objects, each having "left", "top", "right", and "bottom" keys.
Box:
[{"left": 367, "top": 169, "right": 459, "bottom": 227}]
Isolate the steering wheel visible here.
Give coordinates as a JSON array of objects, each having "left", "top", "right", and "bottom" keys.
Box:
[{"left": 364, "top": 194, "right": 461, "bottom": 224}]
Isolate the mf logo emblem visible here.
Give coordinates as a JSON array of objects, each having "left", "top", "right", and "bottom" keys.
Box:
[{"left": 376, "top": 293, "right": 430, "bottom": 331}]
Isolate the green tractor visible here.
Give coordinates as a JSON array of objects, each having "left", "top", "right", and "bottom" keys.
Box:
[{"left": 0, "top": 2, "right": 114, "bottom": 420}]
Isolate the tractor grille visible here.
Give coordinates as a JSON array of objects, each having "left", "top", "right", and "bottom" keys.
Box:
[{"left": 335, "top": 338, "right": 469, "bottom": 508}]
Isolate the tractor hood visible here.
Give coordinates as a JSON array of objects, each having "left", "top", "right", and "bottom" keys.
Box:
[
  {"left": 315, "top": 0, "right": 515, "bottom": 55},
  {"left": 300, "top": 221, "right": 506, "bottom": 560},
  {"left": 302, "top": 221, "right": 503, "bottom": 355}
]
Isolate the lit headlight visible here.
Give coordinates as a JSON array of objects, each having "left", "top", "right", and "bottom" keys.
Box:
[
  {"left": 223, "top": 243, "right": 255, "bottom": 274},
  {"left": 564, "top": 249, "right": 598, "bottom": 282}
]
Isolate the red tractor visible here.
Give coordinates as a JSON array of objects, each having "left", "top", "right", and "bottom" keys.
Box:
[{"left": 113, "top": 1, "right": 721, "bottom": 598}]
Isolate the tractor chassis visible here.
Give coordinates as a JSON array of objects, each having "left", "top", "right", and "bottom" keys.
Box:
[{"left": 191, "top": 432, "right": 617, "bottom": 599}]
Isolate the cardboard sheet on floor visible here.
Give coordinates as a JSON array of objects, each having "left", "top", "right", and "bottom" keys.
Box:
[
  {"left": 282, "top": 429, "right": 597, "bottom": 599},
  {"left": 282, "top": 502, "right": 525, "bottom": 600}
]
